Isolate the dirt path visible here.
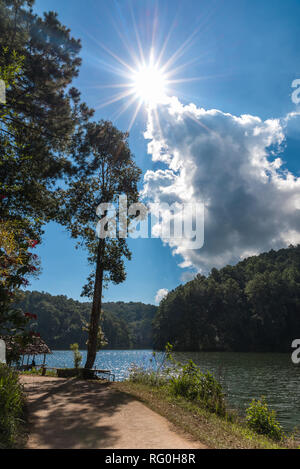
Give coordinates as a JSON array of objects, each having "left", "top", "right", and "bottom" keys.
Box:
[{"left": 21, "top": 376, "right": 205, "bottom": 449}]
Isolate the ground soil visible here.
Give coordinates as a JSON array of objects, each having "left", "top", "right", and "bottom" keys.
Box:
[{"left": 21, "top": 375, "right": 206, "bottom": 449}]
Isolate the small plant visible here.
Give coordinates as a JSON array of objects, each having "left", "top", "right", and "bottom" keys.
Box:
[
  {"left": 129, "top": 343, "right": 174, "bottom": 386},
  {"left": 70, "top": 343, "right": 82, "bottom": 369},
  {"left": 246, "top": 397, "right": 285, "bottom": 441},
  {"left": 168, "top": 360, "right": 226, "bottom": 416},
  {"left": 129, "top": 364, "right": 168, "bottom": 386}
]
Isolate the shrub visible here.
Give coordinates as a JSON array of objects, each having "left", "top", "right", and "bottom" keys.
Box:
[
  {"left": 0, "top": 364, "right": 24, "bottom": 448},
  {"left": 246, "top": 397, "right": 284, "bottom": 441},
  {"left": 129, "top": 364, "right": 168, "bottom": 386},
  {"left": 128, "top": 346, "right": 226, "bottom": 416},
  {"left": 129, "top": 345, "right": 174, "bottom": 386},
  {"left": 168, "top": 360, "right": 226, "bottom": 416},
  {"left": 70, "top": 343, "right": 82, "bottom": 369}
]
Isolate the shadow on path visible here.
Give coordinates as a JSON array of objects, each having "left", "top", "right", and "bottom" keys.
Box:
[{"left": 23, "top": 377, "right": 136, "bottom": 449}]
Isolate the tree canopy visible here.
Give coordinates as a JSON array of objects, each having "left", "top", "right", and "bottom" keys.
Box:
[
  {"left": 0, "top": 0, "right": 93, "bottom": 232},
  {"left": 0, "top": 0, "right": 93, "bottom": 336},
  {"left": 15, "top": 290, "right": 157, "bottom": 350},
  {"left": 61, "top": 120, "right": 141, "bottom": 368}
]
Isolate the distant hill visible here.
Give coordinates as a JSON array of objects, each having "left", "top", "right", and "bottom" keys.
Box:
[
  {"left": 16, "top": 291, "right": 157, "bottom": 350},
  {"left": 16, "top": 246, "right": 300, "bottom": 353},
  {"left": 153, "top": 245, "right": 300, "bottom": 352}
]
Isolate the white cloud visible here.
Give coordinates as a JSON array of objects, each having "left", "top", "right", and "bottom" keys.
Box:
[
  {"left": 143, "top": 96, "right": 300, "bottom": 274},
  {"left": 155, "top": 288, "right": 169, "bottom": 304}
]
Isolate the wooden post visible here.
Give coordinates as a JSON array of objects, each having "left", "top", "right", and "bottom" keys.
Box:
[{"left": 42, "top": 353, "right": 46, "bottom": 376}]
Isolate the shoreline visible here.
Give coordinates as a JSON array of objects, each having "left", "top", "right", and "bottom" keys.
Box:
[
  {"left": 18, "top": 374, "right": 295, "bottom": 449},
  {"left": 115, "top": 381, "right": 294, "bottom": 449}
]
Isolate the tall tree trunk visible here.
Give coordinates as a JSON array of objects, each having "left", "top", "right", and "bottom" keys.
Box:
[{"left": 85, "top": 238, "right": 105, "bottom": 369}]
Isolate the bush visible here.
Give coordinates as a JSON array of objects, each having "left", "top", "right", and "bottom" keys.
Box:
[
  {"left": 129, "top": 365, "right": 168, "bottom": 386},
  {"left": 128, "top": 346, "right": 226, "bottom": 416},
  {"left": 0, "top": 364, "right": 24, "bottom": 448},
  {"left": 129, "top": 346, "right": 173, "bottom": 386},
  {"left": 246, "top": 397, "right": 284, "bottom": 441},
  {"left": 70, "top": 343, "right": 82, "bottom": 369},
  {"left": 168, "top": 360, "right": 226, "bottom": 416}
]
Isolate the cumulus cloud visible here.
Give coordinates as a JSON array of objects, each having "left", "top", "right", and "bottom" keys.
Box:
[
  {"left": 143, "top": 96, "right": 300, "bottom": 274},
  {"left": 155, "top": 288, "right": 169, "bottom": 304}
]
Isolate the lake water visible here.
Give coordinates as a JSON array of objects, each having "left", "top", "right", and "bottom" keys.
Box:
[{"left": 40, "top": 349, "right": 300, "bottom": 433}]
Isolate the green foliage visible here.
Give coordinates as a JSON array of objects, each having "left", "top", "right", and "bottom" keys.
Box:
[
  {"left": 168, "top": 360, "right": 226, "bottom": 416},
  {"left": 0, "top": 50, "right": 41, "bottom": 334},
  {"left": 0, "top": 220, "right": 40, "bottom": 335},
  {"left": 117, "top": 382, "right": 288, "bottom": 449},
  {"left": 0, "top": 364, "right": 24, "bottom": 448},
  {"left": 21, "top": 367, "right": 56, "bottom": 377},
  {"left": 246, "top": 397, "right": 285, "bottom": 441},
  {"left": 129, "top": 345, "right": 173, "bottom": 387},
  {"left": 129, "top": 345, "right": 287, "bottom": 441},
  {"left": 0, "top": 0, "right": 91, "bottom": 335},
  {"left": 15, "top": 290, "right": 157, "bottom": 349},
  {"left": 153, "top": 245, "right": 300, "bottom": 352},
  {"left": 129, "top": 344, "right": 226, "bottom": 416},
  {"left": 60, "top": 120, "right": 142, "bottom": 368},
  {"left": 82, "top": 311, "right": 108, "bottom": 350},
  {"left": 70, "top": 343, "right": 82, "bottom": 369},
  {"left": 129, "top": 366, "right": 168, "bottom": 387},
  {"left": 129, "top": 343, "right": 173, "bottom": 386},
  {"left": 0, "top": 47, "right": 24, "bottom": 118},
  {"left": 103, "top": 301, "right": 156, "bottom": 348},
  {"left": 0, "top": 1, "right": 92, "bottom": 231},
  {"left": 0, "top": 1, "right": 143, "bottom": 371}
]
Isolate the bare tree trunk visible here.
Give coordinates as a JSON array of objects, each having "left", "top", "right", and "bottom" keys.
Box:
[{"left": 85, "top": 238, "right": 105, "bottom": 369}]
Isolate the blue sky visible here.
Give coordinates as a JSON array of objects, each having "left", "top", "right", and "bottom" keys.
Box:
[{"left": 28, "top": 0, "right": 300, "bottom": 304}]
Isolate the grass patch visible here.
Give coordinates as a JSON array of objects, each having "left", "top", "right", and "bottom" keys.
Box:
[
  {"left": 114, "top": 381, "right": 295, "bottom": 449},
  {"left": 20, "top": 367, "right": 57, "bottom": 377}
]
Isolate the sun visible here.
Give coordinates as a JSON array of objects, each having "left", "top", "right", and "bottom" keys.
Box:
[
  {"left": 92, "top": 17, "right": 203, "bottom": 130},
  {"left": 132, "top": 64, "right": 167, "bottom": 105}
]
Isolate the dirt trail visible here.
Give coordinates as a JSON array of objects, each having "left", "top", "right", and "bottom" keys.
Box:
[{"left": 21, "top": 375, "right": 205, "bottom": 449}]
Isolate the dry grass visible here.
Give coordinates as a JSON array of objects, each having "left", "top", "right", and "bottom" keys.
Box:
[{"left": 114, "top": 381, "right": 295, "bottom": 449}]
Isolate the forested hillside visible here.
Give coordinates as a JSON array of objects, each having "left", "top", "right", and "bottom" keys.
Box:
[
  {"left": 153, "top": 245, "right": 300, "bottom": 352},
  {"left": 15, "top": 246, "right": 300, "bottom": 352},
  {"left": 16, "top": 291, "right": 156, "bottom": 350}
]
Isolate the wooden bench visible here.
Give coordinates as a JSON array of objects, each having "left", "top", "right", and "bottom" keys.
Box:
[{"left": 93, "top": 369, "right": 115, "bottom": 381}]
